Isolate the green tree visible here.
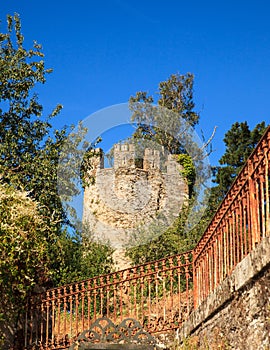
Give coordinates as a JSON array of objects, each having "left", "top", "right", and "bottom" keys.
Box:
[
  {"left": 0, "top": 14, "right": 114, "bottom": 346},
  {"left": 55, "top": 225, "right": 114, "bottom": 286},
  {"left": 0, "top": 184, "right": 56, "bottom": 347},
  {"left": 0, "top": 14, "right": 66, "bottom": 224},
  {"left": 213, "top": 121, "right": 266, "bottom": 200},
  {"left": 126, "top": 205, "right": 194, "bottom": 265},
  {"left": 125, "top": 74, "right": 212, "bottom": 264},
  {"left": 0, "top": 14, "right": 75, "bottom": 290},
  {"left": 158, "top": 73, "right": 199, "bottom": 126},
  {"left": 189, "top": 121, "right": 268, "bottom": 245},
  {"left": 0, "top": 11, "right": 111, "bottom": 271},
  {"left": 0, "top": 12, "right": 114, "bottom": 271},
  {"left": 127, "top": 80, "right": 267, "bottom": 265},
  {"left": 129, "top": 73, "right": 200, "bottom": 154}
]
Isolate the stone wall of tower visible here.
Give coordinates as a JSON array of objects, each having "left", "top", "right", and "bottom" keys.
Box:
[{"left": 83, "top": 144, "right": 188, "bottom": 254}]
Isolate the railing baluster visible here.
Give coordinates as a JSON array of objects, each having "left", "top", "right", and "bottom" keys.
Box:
[
  {"left": 69, "top": 291, "right": 73, "bottom": 340},
  {"left": 87, "top": 282, "right": 91, "bottom": 329},
  {"left": 40, "top": 300, "right": 44, "bottom": 345},
  {"left": 56, "top": 288, "right": 61, "bottom": 345},
  {"left": 169, "top": 257, "right": 174, "bottom": 317},
  {"left": 161, "top": 260, "right": 166, "bottom": 322},
  {"left": 51, "top": 290, "right": 55, "bottom": 345},
  {"left": 75, "top": 283, "right": 79, "bottom": 336},
  {"left": 147, "top": 265, "right": 152, "bottom": 326},
  {"left": 140, "top": 266, "right": 145, "bottom": 323},
  {"left": 119, "top": 272, "right": 124, "bottom": 319},
  {"left": 45, "top": 294, "right": 50, "bottom": 347},
  {"left": 132, "top": 267, "right": 138, "bottom": 320},
  {"left": 243, "top": 197, "right": 248, "bottom": 256},
  {"left": 93, "top": 278, "right": 97, "bottom": 320},
  {"left": 81, "top": 282, "right": 85, "bottom": 331},
  {"left": 265, "top": 151, "right": 270, "bottom": 235},
  {"left": 63, "top": 287, "right": 67, "bottom": 342},
  {"left": 113, "top": 279, "right": 117, "bottom": 321}
]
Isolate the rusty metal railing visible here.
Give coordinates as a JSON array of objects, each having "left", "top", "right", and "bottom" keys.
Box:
[
  {"left": 193, "top": 125, "right": 270, "bottom": 307},
  {"left": 25, "top": 251, "right": 193, "bottom": 349}
]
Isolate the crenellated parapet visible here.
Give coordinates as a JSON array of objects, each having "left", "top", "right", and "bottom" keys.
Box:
[
  {"left": 143, "top": 148, "right": 161, "bottom": 170},
  {"left": 85, "top": 148, "right": 104, "bottom": 178},
  {"left": 113, "top": 143, "right": 136, "bottom": 169},
  {"left": 88, "top": 143, "right": 180, "bottom": 175}
]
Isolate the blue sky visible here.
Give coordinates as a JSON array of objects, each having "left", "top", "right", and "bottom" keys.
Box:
[{"left": 1, "top": 0, "right": 270, "bottom": 167}]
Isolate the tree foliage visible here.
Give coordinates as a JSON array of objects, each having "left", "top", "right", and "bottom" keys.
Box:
[
  {"left": 177, "top": 153, "right": 196, "bottom": 196},
  {"left": 0, "top": 14, "right": 67, "bottom": 226},
  {"left": 189, "top": 121, "right": 268, "bottom": 247},
  {"left": 0, "top": 15, "right": 113, "bottom": 344},
  {"left": 157, "top": 73, "right": 199, "bottom": 126},
  {"left": 55, "top": 225, "right": 114, "bottom": 286},
  {"left": 0, "top": 184, "right": 54, "bottom": 320},
  {"left": 127, "top": 80, "right": 267, "bottom": 265},
  {"left": 213, "top": 121, "right": 266, "bottom": 200},
  {"left": 129, "top": 73, "right": 199, "bottom": 154},
  {"left": 125, "top": 73, "right": 211, "bottom": 264},
  {"left": 126, "top": 205, "right": 196, "bottom": 265}
]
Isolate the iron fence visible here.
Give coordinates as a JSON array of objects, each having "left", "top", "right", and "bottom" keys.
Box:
[
  {"left": 193, "top": 125, "right": 270, "bottom": 306},
  {"left": 25, "top": 251, "right": 193, "bottom": 349}
]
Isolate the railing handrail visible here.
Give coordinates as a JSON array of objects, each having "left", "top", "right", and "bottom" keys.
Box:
[
  {"left": 193, "top": 124, "right": 270, "bottom": 260},
  {"left": 41, "top": 249, "right": 193, "bottom": 295}
]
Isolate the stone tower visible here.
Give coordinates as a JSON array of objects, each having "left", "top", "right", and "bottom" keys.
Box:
[{"left": 83, "top": 143, "right": 188, "bottom": 269}]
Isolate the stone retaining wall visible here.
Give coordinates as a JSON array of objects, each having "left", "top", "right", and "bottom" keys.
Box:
[{"left": 179, "top": 236, "right": 270, "bottom": 349}]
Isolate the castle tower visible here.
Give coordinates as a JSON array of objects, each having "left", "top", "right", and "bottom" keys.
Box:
[{"left": 83, "top": 142, "right": 188, "bottom": 270}]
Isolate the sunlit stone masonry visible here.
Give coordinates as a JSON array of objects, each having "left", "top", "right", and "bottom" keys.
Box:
[{"left": 83, "top": 143, "right": 188, "bottom": 269}]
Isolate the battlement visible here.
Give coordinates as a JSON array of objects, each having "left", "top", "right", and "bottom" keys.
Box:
[
  {"left": 88, "top": 143, "right": 180, "bottom": 174},
  {"left": 114, "top": 144, "right": 135, "bottom": 152},
  {"left": 113, "top": 143, "right": 136, "bottom": 169},
  {"left": 86, "top": 148, "right": 104, "bottom": 178},
  {"left": 143, "top": 148, "right": 161, "bottom": 170},
  {"left": 113, "top": 143, "right": 163, "bottom": 170}
]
